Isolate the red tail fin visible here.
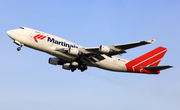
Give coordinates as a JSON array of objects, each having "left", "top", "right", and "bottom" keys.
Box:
[{"left": 125, "top": 46, "right": 168, "bottom": 74}]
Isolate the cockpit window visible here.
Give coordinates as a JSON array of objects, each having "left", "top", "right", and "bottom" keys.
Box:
[{"left": 19, "top": 27, "right": 24, "bottom": 29}]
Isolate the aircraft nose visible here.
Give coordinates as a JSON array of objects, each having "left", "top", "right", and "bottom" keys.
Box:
[
  {"left": 6, "top": 30, "right": 11, "bottom": 36},
  {"left": 6, "top": 30, "right": 17, "bottom": 40}
]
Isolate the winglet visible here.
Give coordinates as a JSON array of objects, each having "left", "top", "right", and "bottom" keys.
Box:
[{"left": 146, "top": 39, "right": 156, "bottom": 43}]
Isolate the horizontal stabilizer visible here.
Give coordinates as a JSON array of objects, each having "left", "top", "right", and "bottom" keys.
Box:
[{"left": 141, "top": 65, "right": 173, "bottom": 71}]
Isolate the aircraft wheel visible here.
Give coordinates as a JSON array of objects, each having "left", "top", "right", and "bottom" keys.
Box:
[
  {"left": 71, "top": 67, "right": 76, "bottom": 72},
  {"left": 17, "top": 47, "right": 21, "bottom": 51}
]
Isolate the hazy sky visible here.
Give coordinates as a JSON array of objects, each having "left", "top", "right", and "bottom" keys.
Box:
[{"left": 0, "top": 0, "right": 179, "bottom": 110}]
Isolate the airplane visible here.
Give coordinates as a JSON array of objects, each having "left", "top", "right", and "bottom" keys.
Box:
[{"left": 7, "top": 27, "right": 173, "bottom": 74}]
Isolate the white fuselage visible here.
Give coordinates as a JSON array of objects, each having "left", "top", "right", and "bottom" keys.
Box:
[{"left": 7, "top": 27, "right": 129, "bottom": 72}]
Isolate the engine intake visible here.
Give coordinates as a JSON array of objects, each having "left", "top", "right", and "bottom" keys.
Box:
[
  {"left": 99, "top": 45, "right": 113, "bottom": 54},
  {"left": 48, "top": 57, "right": 63, "bottom": 65},
  {"left": 68, "top": 48, "right": 82, "bottom": 56}
]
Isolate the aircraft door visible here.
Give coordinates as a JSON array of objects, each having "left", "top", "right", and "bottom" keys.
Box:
[{"left": 29, "top": 34, "right": 33, "bottom": 40}]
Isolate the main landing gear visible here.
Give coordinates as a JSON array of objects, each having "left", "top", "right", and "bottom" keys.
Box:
[
  {"left": 77, "top": 64, "right": 87, "bottom": 72},
  {"left": 69, "top": 65, "right": 87, "bottom": 72}
]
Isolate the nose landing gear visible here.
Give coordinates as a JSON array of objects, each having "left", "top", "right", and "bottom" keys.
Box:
[
  {"left": 17, "top": 46, "right": 22, "bottom": 51},
  {"left": 13, "top": 40, "right": 23, "bottom": 51}
]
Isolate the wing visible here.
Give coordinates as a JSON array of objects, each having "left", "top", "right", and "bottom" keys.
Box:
[
  {"left": 113, "top": 39, "right": 156, "bottom": 50},
  {"left": 54, "top": 47, "right": 105, "bottom": 64},
  {"left": 52, "top": 39, "right": 155, "bottom": 66},
  {"left": 85, "top": 39, "right": 156, "bottom": 56}
]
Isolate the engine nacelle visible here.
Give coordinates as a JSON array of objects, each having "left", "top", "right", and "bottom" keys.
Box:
[
  {"left": 62, "top": 63, "right": 71, "bottom": 70},
  {"left": 68, "top": 48, "right": 82, "bottom": 56},
  {"left": 48, "top": 57, "right": 63, "bottom": 65},
  {"left": 99, "top": 45, "right": 113, "bottom": 54}
]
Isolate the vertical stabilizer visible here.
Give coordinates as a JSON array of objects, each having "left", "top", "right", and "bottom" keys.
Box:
[{"left": 125, "top": 46, "right": 168, "bottom": 74}]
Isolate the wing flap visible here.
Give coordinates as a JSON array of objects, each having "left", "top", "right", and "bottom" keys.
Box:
[
  {"left": 94, "top": 55, "right": 105, "bottom": 60},
  {"left": 85, "top": 47, "right": 99, "bottom": 53}
]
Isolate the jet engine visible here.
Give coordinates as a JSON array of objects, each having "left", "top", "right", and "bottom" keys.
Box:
[
  {"left": 48, "top": 57, "right": 63, "bottom": 65},
  {"left": 99, "top": 45, "right": 113, "bottom": 54},
  {"left": 68, "top": 48, "right": 82, "bottom": 56}
]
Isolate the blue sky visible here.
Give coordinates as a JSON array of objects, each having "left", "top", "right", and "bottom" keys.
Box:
[{"left": 0, "top": 0, "right": 180, "bottom": 110}]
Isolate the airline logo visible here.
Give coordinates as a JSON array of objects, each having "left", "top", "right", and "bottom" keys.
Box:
[
  {"left": 33, "top": 34, "right": 46, "bottom": 43},
  {"left": 47, "top": 37, "right": 78, "bottom": 48},
  {"left": 33, "top": 34, "right": 78, "bottom": 48}
]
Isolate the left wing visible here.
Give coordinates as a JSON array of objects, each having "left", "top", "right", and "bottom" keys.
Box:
[
  {"left": 113, "top": 39, "right": 156, "bottom": 50},
  {"left": 85, "top": 39, "right": 156, "bottom": 56}
]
